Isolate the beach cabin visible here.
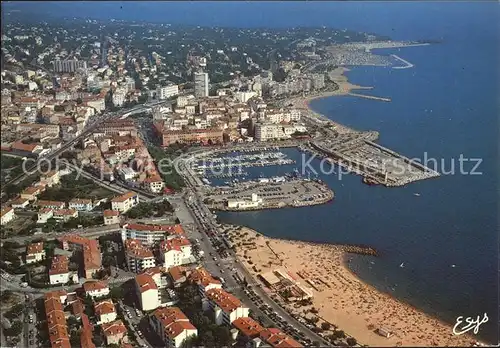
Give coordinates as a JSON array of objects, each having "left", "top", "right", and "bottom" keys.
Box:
[{"left": 376, "top": 327, "right": 393, "bottom": 338}]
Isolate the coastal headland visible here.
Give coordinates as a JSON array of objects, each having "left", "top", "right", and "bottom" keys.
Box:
[{"left": 227, "top": 225, "right": 482, "bottom": 347}]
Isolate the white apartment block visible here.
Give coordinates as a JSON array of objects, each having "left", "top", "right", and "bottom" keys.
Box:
[
  {"left": 188, "top": 267, "right": 222, "bottom": 298},
  {"left": 95, "top": 299, "right": 117, "bottom": 325},
  {"left": 157, "top": 85, "right": 179, "bottom": 99},
  {"left": 194, "top": 72, "right": 209, "bottom": 98},
  {"left": 204, "top": 288, "right": 249, "bottom": 326},
  {"left": 160, "top": 237, "right": 193, "bottom": 268},
  {"left": 0, "top": 207, "right": 16, "bottom": 225},
  {"left": 125, "top": 239, "right": 156, "bottom": 273},
  {"left": 103, "top": 210, "right": 120, "bottom": 225},
  {"left": 135, "top": 274, "right": 160, "bottom": 311},
  {"left": 254, "top": 123, "right": 305, "bottom": 141},
  {"left": 121, "top": 223, "right": 184, "bottom": 246},
  {"left": 68, "top": 198, "right": 93, "bottom": 211},
  {"left": 112, "top": 88, "right": 127, "bottom": 107},
  {"left": 111, "top": 191, "right": 139, "bottom": 213},
  {"left": 26, "top": 242, "right": 46, "bottom": 264},
  {"left": 150, "top": 307, "right": 197, "bottom": 348},
  {"left": 83, "top": 280, "right": 110, "bottom": 299},
  {"left": 37, "top": 208, "right": 54, "bottom": 224}
]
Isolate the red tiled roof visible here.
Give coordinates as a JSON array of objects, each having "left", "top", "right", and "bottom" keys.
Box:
[
  {"left": 135, "top": 273, "right": 158, "bottom": 293},
  {"left": 206, "top": 288, "right": 244, "bottom": 313},
  {"left": 94, "top": 299, "right": 116, "bottom": 316},
  {"left": 101, "top": 320, "right": 127, "bottom": 337},
  {"left": 260, "top": 328, "right": 303, "bottom": 348},
  {"left": 111, "top": 191, "right": 137, "bottom": 203},
  {"left": 0, "top": 206, "right": 14, "bottom": 218},
  {"left": 49, "top": 255, "right": 69, "bottom": 275},
  {"left": 125, "top": 239, "right": 154, "bottom": 259},
  {"left": 189, "top": 267, "right": 221, "bottom": 288},
  {"left": 83, "top": 280, "right": 108, "bottom": 293},
  {"left": 232, "top": 317, "right": 264, "bottom": 339},
  {"left": 124, "top": 223, "right": 184, "bottom": 235},
  {"left": 104, "top": 209, "right": 120, "bottom": 217},
  {"left": 168, "top": 266, "right": 188, "bottom": 283},
  {"left": 27, "top": 241, "right": 44, "bottom": 255},
  {"left": 160, "top": 237, "right": 191, "bottom": 253}
]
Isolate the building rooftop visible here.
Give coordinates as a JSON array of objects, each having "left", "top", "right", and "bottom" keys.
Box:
[
  {"left": 103, "top": 209, "right": 120, "bottom": 217},
  {"left": 135, "top": 273, "right": 158, "bottom": 293},
  {"left": 206, "top": 288, "right": 244, "bottom": 313},
  {"left": 125, "top": 239, "right": 154, "bottom": 259},
  {"left": 259, "top": 328, "right": 303, "bottom": 348},
  {"left": 232, "top": 317, "right": 265, "bottom": 338},
  {"left": 94, "top": 299, "right": 116, "bottom": 316},
  {"left": 101, "top": 320, "right": 127, "bottom": 337},
  {"left": 111, "top": 191, "right": 137, "bottom": 203},
  {"left": 26, "top": 241, "right": 44, "bottom": 255},
  {"left": 83, "top": 280, "right": 109, "bottom": 293}
]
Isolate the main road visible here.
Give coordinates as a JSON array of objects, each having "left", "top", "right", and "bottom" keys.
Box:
[{"left": 172, "top": 151, "right": 332, "bottom": 346}]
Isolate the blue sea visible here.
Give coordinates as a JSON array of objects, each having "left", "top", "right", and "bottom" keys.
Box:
[{"left": 7, "top": 1, "right": 499, "bottom": 343}]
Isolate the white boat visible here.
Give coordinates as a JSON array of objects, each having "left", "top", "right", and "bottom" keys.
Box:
[
  {"left": 413, "top": 193, "right": 421, "bottom": 197},
  {"left": 399, "top": 262, "right": 405, "bottom": 268}
]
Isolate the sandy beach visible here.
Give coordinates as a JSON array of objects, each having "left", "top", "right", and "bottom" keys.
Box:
[
  {"left": 227, "top": 226, "right": 481, "bottom": 347},
  {"left": 284, "top": 66, "right": 374, "bottom": 134}
]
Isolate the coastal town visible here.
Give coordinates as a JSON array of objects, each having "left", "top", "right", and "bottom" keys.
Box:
[{"left": 0, "top": 7, "right": 488, "bottom": 348}]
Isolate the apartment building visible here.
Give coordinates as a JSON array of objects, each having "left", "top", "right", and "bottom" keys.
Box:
[
  {"left": 53, "top": 209, "right": 78, "bottom": 222},
  {"left": 94, "top": 299, "right": 117, "bottom": 324},
  {"left": 111, "top": 191, "right": 139, "bottom": 213},
  {"left": 101, "top": 320, "right": 127, "bottom": 345},
  {"left": 44, "top": 290, "right": 70, "bottom": 348},
  {"left": 58, "top": 234, "right": 102, "bottom": 279},
  {"left": 37, "top": 200, "right": 66, "bottom": 210},
  {"left": 83, "top": 280, "right": 110, "bottom": 299},
  {"left": 144, "top": 175, "right": 165, "bottom": 193},
  {"left": 160, "top": 237, "right": 193, "bottom": 268},
  {"left": 157, "top": 85, "right": 179, "bottom": 99},
  {"left": 37, "top": 208, "right": 54, "bottom": 223},
  {"left": 125, "top": 239, "right": 156, "bottom": 273},
  {"left": 121, "top": 223, "right": 185, "bottom": 245},
  {"left": 26, "top": 241, "right": 45, "bottom": 264},
  {"left": 149, "top": 307, "right": 198, "bottom": 348},
  {"left": 154, "top": 121, "right": 223, "bottom": 146},
  {"left": 68, "top": 198, "right": 93, "bottom": 211},
  {"left": 0, "top": 207, "right": 15, "bottom": 225},
  {"left": 135, "top": 273, "right": 160, "bottom": 311},
  {"left": 49, "top": 255, "right": 74, "bottom": 285},
  {"left": 103, "top": 209, "right": 120, "bottom": 225},
  {"left": 258, "top": 328, "right": 303, "bottom": 347},
  {"left": 53, "top": 59, "right": 87, "bottom": 73},
  {"left": 204, "top": 288, "right": 249, "bottom": 326},
  {"left": 188, "top": 267, "right": 222, "bottom": 297},
  {"left": 232, "top": 317, "right": 265, "bottom": 340},
  {"left": 194, "top": 72, "right": 209, "bottom": 98}
]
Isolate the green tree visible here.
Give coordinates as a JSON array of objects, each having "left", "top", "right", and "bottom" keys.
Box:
[
  {"left": 4, "top": 320, "right": 23, "bottom": 336},
  {"left": 321, "top": 322, "right": 332, "bottom": 331},
  {"left": 346, "top": 337, "right": 357, "bottom": 346}
]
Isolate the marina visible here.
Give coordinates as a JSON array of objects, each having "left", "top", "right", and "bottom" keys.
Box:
[{"left": 202, "top": 178, "right": 334, "bottom": 211}]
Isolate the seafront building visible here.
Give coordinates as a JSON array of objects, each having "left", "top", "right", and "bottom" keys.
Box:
[{"left": 121, "top": 223, "right": 185, "bottom": 245}]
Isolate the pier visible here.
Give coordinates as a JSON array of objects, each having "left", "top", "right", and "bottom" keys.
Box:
[
  {"left": 347, "top": 92, "right": 391, "bottom": 102},
  {"left": 309, "top": 136, "right": 440, "bottom": 187},
  {"left": 391, "top": 54, "right": 414, "bottom": 69}
]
